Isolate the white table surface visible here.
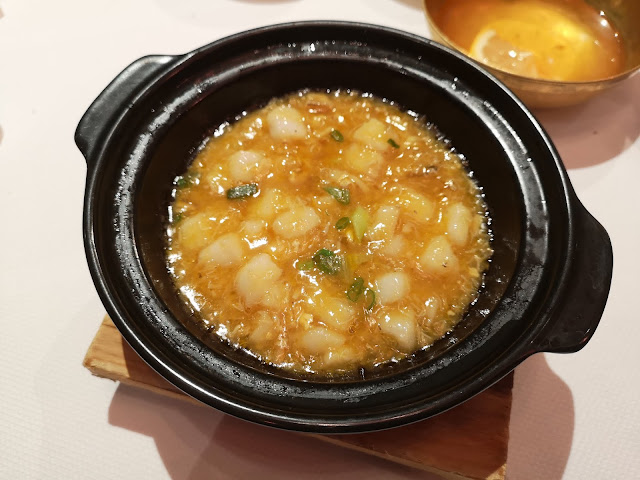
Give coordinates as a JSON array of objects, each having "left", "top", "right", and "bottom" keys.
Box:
[{"left": 1, "top": 1, "right": 638, "bottom": 478}]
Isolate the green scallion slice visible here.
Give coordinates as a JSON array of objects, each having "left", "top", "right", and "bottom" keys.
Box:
[
  {"left": 346, "top": 277, "right": 365, "bottom": 302},
  {"left": 324, "top": 186, "right": 350, "bottom": 205},
  {"left": 387, "top": 138, "right": 400, "bottom": 149},
  {"left": 175, "top": 171, "right": 199, "bottom": 189},
  {"left": 226, "top": 183, "right": 258, "bottom": 200},
  {"left": 312, "top": 248, "right": 343, "bottom": 275},
  {"left": 296, "top": 259, "right": 315, "bottom": 271},
  {"left": 351, "top": 206, "right": 370, "bottom": 241},
  {"left": 364, "top": 288, "right": 376, "bottom": 311},
  {"left": 335, "top": 217, "right": 351, "bottom": 230},
  {"left": 330, "top": 129, "right": 344, "bottom": 142}
]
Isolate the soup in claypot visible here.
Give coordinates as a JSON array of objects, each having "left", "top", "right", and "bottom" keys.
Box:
[{"left": 166, "top": 90, "right": 492, "bottom": 375}]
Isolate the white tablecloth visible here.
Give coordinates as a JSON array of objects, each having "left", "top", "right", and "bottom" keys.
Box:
[{"left": 1, "top": 1, "right": 638, "bottom": 478}]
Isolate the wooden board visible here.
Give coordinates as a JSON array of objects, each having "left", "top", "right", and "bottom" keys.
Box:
[{"left": 84, "top": 317, "right": 512, "bottom": 480}]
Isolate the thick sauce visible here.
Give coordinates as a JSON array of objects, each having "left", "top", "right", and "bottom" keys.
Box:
[
  {"left": 432, "top": 0, "right": 625, "bottom": 82},
  {"left": 166, "top": 90, "right": 492, "bottom": 375}
]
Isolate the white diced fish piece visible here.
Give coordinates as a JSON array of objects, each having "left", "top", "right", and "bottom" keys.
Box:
[
  {"left": 202, "top": 165, "right": 228, "bottom": 195},
  {"left": 370, "top": 205, "right": 400, "bottom": 241},
  {"left": 228, "top": 150, "right": 269, "bottom": 183},
  {"left": 323, "top": 346, "right": 358, "bottom": 366},
  {"left": 343, "top": 144, "right": 383, "bottom": 174},
  {"left": 377, "top": 309, "right": 417, "bottom": 351},
  {"left": 248, "top": 311, "right": 277, "bottom": 345},
  {"left": 306, "top": 294, "right": 355, "bottom": 330},
  {"left": 395, "top": 188, "right": 435, "bottom": 222},
  {"left": 420, "top": 235, "right": 458, "bottom": 273},
  {"left": 423, "top": 297, "right": 440, "bottom": 321},
  {"left": 178, "top": 212, "right": 214, "bottom": 251},
  {"left": 353, "top": 118, "right": 389, "bottom": 151},
  {"left": 272, "top": 205, "right": 321, "bottom": 238},
  {"left": 375, "top": 271, "right": 410, "bottom": 305},
  {"left": 299, "top": 327, "right": 346, "bottom": 354},
  {"left": 313, "top": 195, "right": 335, "bottom": 210},
  {"left": 241, "top": 219, "right": 266, "bottom": 237},
  {"left": 261, "top": 282, "right": 287, "bottom": 309},
  {"left": 235, "top": 253, "right": 283, "bottom": 306},
  {"left": 445, "top": 203, "right": 473, "bottom": 246},
  {"left": 198, "top": 233, "right": 244, "bottom": 267},
  {"left": 266, "top": 105, "right": 307, "bottom": 140},
  {"left": 249, "top": 188, "right": 289, "bottom": 221},
  {"left": 382, "top": 235, "right": 406, "bottom": 257}
]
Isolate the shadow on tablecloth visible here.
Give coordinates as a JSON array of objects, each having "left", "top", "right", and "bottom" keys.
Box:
[
  {"left": 107, "top": 347, "right": 572, "bottom": 479},
  {"left": 506, "top": 353, "right": 574, "bottom": 480},
  {"left": 107, "top": 384, "right": 435, "bottom": 480},
  {"left": 390, "top": 0, "right": 425, "bottom": 11},
  {"left": 535, "top": 73, "right": 640, "bottom": 170}
]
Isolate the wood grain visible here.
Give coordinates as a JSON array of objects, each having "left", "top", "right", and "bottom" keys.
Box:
[{"left": 84, "top": 317, "right": 512, "bottom": 480}]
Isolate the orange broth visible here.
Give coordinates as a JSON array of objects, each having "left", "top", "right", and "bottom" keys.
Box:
[{"left": 166, "top": 90, "right": 492, "bottom": 375}]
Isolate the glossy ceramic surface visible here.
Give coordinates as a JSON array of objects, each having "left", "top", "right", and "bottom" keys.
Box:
[{"left": 76, "top": 22, "right": 612, "bottom": 432}]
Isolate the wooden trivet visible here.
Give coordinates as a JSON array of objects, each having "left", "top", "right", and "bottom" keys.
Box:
[{"left": 84, "top": 317, "right": 512, "bottom": 480}]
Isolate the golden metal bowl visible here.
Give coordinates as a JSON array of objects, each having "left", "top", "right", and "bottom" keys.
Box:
[{"left": 424, "top": 0, "right": 640, "bottom": 108}]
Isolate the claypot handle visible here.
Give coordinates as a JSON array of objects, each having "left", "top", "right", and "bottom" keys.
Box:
[
  {"left": 75, "top": 55, "right": 176, "bottom": 163},
  {"left": 533, "top": 200, "right": 613, "bottom": 353}
]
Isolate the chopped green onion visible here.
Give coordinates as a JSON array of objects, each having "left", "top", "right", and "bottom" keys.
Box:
[
  {"left": 296, "top": 259, "right": 315, "bottom": 271},
  {"left": 351, "top": 206, "right": 370, "bottom": 241},
  {"left": 312, "top": 248, "right": 343, "bottom": 275},
  {"left": 324, "top": 186, "right": 350, "bottom": 205},
  {"left": 175, "top": 171, "right": 199, "bottom": 189},
  {"left": 364, "top": 288, "right": 376, "bottom": 311},
  {"left": 346, "top": 277, "right": 365, "bottom": 302},
  {"left": 387, "top": 138, "right": 400, "bottom": 149},
  {"left": 330, "top": 129, "right": 344, "bottom": 142},
  {"left": 226, "top": 183, "right": 258, "bottom": 200},
  {"left": 335, "top": 217, "right": 351, "bottom": 230}
]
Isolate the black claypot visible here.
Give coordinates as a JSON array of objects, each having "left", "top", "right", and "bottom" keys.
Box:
[{"left": 76, "top": 22, "right": 613, "bottom": 433}]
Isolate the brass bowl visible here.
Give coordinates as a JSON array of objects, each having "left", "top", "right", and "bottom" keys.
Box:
[{"left": 424, "top": 0, "right": 640, "bottom": 108}]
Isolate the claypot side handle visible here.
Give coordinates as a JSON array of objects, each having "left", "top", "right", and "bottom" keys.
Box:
[
  {"left": 75, "top": 54, "right": 177, "bottom": 163},
  {"left": 531, "top": 199, "right": 613, "bottom": 354}
]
